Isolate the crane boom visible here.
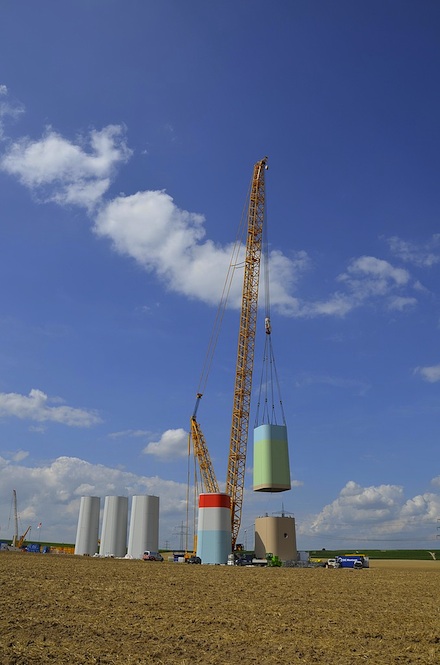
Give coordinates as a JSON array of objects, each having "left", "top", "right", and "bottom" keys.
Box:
[
  {"left": 17, "top": 525, "right": 31, "bottom": 548},
  {"left": 190, "top": 394, "right": 220, "bottom": 494},
  {"left": 12, "top": 489, "right": 19, "bottom": 547},
  {"left": 226, "top": 156, "right": 268, "bottom": 549},
  {"left": 10, "top": 489, "right": 31, "bottom": 549}
]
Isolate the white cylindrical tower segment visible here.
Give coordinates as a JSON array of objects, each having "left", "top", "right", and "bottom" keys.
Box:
[
  {"left": 127, "top": 495, "right": 159, "bottom": 559},
  {"left": 99, "top": 496, "right": 128, "bottom": 557},
  {"left": 74, "top": 496, "right": 100, "bottom": 556}
]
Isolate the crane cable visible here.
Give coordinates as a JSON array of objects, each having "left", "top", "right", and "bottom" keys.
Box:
[
  {"left": 254, "top": 195, "right": 286, "bottom": 427},
  {"left": 186, "top": 177, "right": 252, "bottom": 552},
  {"left": 196, "top": 181, "right": 252, "bottom": 396}
]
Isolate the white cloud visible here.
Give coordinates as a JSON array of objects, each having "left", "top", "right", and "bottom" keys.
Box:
[
  {"left": 386, "top": 234, "right": 440, "bottom": 268},
  {"left": 0, "top": 449, "right": 30, "bottom": 464},
  {"left": 400, "top": 493, "right": 440, "bottom": 521},
  {"left": 0, "top": 456, "right": 188, "bottom": 545},
  {"left": 12, "top": 450, "right": 29, "bottom": 462},
  {"left": 0, "top": 84, "right": 24, "bottom": 139},
  {"left": 307, "top": 481, "right": 404, "bottom": 532},
  {"left": 266, "top": 250, "right": 308, "bottom": 315},
  {"left": 300, "top": 480, "right": 440, "bottom": 544},
  {"left": 414, "top": 364, "right": 440, "bottom": 383},
  {"left": 0, "top": 388, "right": 102, "bottom": 427},
  {"left": 143, "top": 428, "right": 188, "bottom": 461},
  {"left": 288, "top": 255, "right": 413, "bottom": 318},
  {"left": 109, "top": 429, "right": 152, "bottom": 439},
  {"left": 0, "top": 125, "right": 131, "bottom": 210},
  {"left": 94, "top": 190, "right": 302, "bottom": 313},
  {"left": 413, "top": 280, "right": 428, "bottom": 293},
  {"left": 338, "top": 256, "right": 410, "bottom": 297},
  {"left": 311, "top": 481, "right": 403, "bottom": 532},
  {"left": 388, "top": 296, "right": 417, "bottom": 311},
  {"left": 0, "top": 106, "right": 425, "bottom": 320},
  {"left": 299, "top": 292, "right": 354, "bottom": 317},
  {"left": 295, "top": 373, "right": 370, "bottom": 396},
  {"left": 294, "top": 255, "right": 415, "bottom": 318},
  {"left": 1, "top": 457, "right": 439, "bottom": 548}
]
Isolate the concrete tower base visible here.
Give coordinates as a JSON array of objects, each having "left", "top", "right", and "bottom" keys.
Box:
[{"left": 254, "top": 516, "right": 297, "bottom": 562}]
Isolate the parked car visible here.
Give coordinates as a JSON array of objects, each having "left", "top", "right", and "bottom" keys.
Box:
[
  {"left": 142, "top": 551, "right": 164, "bottom": 561},
  {"left": 186, "top": 556, "right": 201, "bottom": 564},
  {"left": 326, "top": 558, "right": 339, "bottom": 568}
]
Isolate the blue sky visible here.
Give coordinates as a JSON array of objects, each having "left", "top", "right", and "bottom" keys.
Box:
[{"left": 1, "top": 0, "right": 440, "bottom": 551}]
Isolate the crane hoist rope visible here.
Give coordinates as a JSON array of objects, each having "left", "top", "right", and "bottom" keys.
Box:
[
  {"left": 187, "top": 170, "right": 254, "bottom": 499},
  {"left": 196, "top": 180, "right": 252, "bottom": 398},
  {"left": 254, "top": 327, "right": 287, "bottom": 427},
  {"left": 254, "top": 169, "right": 286, "bottom": 429},
  {"left": 185, "top": 193, "right": 250, "bottom": 552}
]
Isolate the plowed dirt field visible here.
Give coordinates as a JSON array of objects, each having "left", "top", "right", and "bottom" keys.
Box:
[{"left": 1, "top": 553, "right": 439, "bottom": 664}]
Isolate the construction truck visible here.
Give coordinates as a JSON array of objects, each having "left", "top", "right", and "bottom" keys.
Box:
[
  {"left": 327, "top": 554, "right": 369, "bottom": 569},
  {"left": 229, "top": 552, "right": 282, "bottom": 567}
]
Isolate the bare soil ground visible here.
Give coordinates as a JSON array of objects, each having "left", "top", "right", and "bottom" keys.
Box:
[{"left": 1, "top": 553, "right": 440, "bottom": 664}]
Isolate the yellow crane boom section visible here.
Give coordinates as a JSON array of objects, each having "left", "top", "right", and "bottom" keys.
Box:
[
  {"left": 190, "top": 395, "right": 220, "bottom": 494},
  {"left": 189, "top": 157, "right": 268, "bottom": 552},
  {"left": 226, "top": 157, "right": 267, "bottom": 549}
]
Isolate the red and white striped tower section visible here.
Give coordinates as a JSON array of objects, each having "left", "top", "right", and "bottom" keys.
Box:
[{"left": 196, "top": 493, "right": 231, "bottom": 564}]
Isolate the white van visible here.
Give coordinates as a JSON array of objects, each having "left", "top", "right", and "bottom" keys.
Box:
[
  {"left": 326, "top": 558, "right": 339, "bottom": 568},
  {"left": 142, "top": 551, "right": 164, "bottom": 561}
]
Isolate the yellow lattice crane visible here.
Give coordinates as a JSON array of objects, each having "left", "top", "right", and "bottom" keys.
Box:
[
  {"left": 190, "top": 393, "right": 219, "bottom": 495},
  {"left": 189, "top": 156, "right": 268, "bottom": 551},
  {"left": 226, "top": 156, "right": 268, "bottom": 549}
]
